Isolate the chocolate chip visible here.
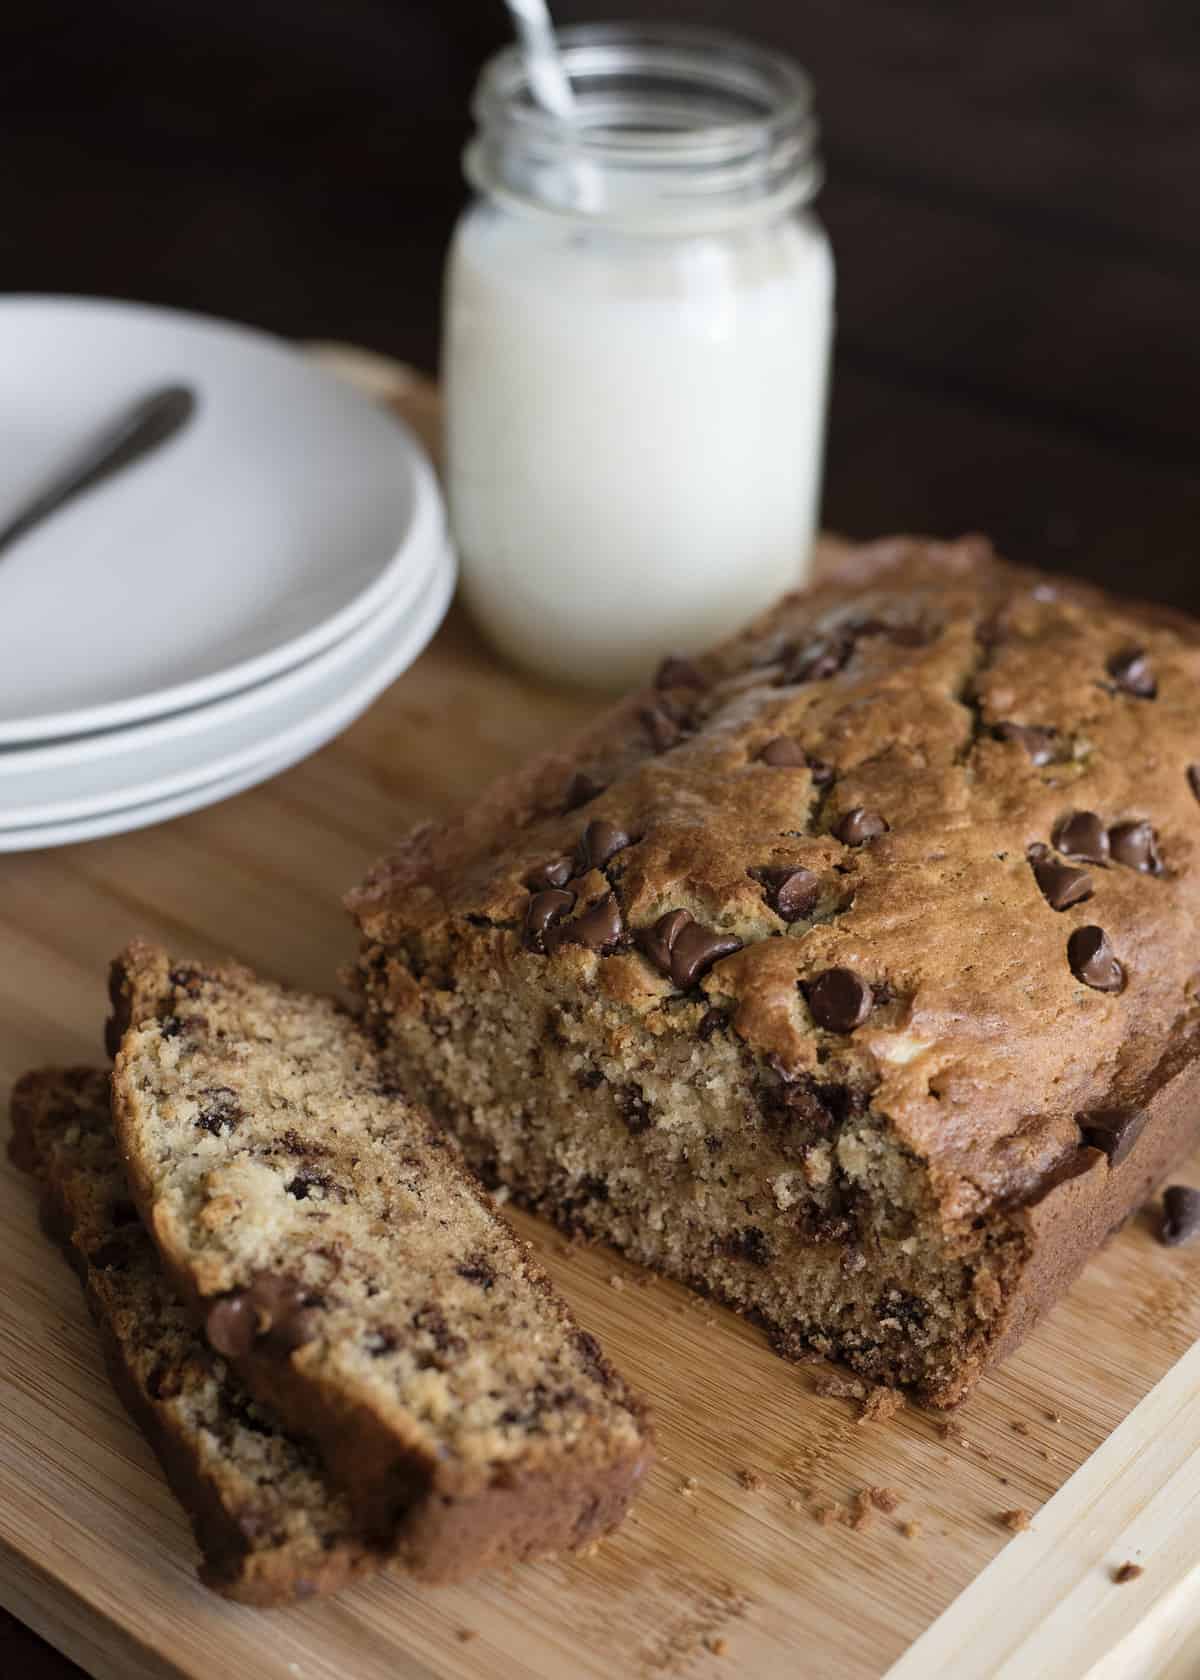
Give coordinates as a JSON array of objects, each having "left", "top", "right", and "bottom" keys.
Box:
[
  {"left": 806, "top": 969, "right": 874, "bottom": 1032},
  {"left": 526, "top": 858, "right": 573, "bottom": 890},
  {"left": 780, "top": 635, "right": 852, "bottom": 685},
  {"left": 757, "top": 737, "right": 834, "bottom": 784},
  {"left": 722, "top": 1226, "right": 772, "bottom": 1266},
  {"left": 614, "top": 1084, "right": 652, "bottom": 1134},
  {"left": 1189, "top": 766, "right": 1200, "bottom": 805},
  {"left": 524, "top": 888, "right": 575, "bottom": 950},
  {"left": 457, "top": 1254, "right": 496, "bottom": 1289},
  {"left": 758, "top": 736, "right": 807, "bottom": 767},
  {"left": 1109, "top": 820, "right": 1162, "bottom": 874},
  {"left": 544, "top": 893, "right": 625, "bottom": 955},
  {"left": 205, "top": 1292, "right": 258, "bottom": 1358},
  {"left": 1052, "top": 811, "right": 1110, "bottom": 864},
  {"left": 578, "top": 819, "right": 632, "bottom": 871},
  {"left": 670, "top": 922, "right": 742, "bottom": 988},
  {"left": 1067, "top": 926, "right": 1125, "bottom": 993},
  {"left": 248, "top": 1273, "right": 319, "bottom": 1352},
  {"left": 1077, "top": 1108, "right": 1145, "bottom": 1166},
  {"left": 835, "top": 808, "right": 889, "bottom": 847},
  {"left": 757, "top": 866, "right": 820, "bottom": 923},
  {"left": 637, "top": 909, "right": 740, "bottom": 988},
  {"left": 1107, "top": 647, "right": 1156, "bottom": 698},
  {"left": 638, "top": 703, "right": 683, "bottom": 752},
  {"left": 638, "top": 909, "right": 691, "bottom": 978},
  {"left": 1160, "top": 1185, "right": 1200, "bottom": 1247},
  {"left": 194, "top": 1086, "right": 242, "bottom": 1136},
  {"left": 654, "top": 654, "right": 706, "bottom": 690},
  {"left": 564, "top": 771, "right": 604, "bottom": 811},
  {"left": 994, "top": 722, "right": 1058, "bottom": 765},
  {"left": 1028, "top": 844, "right": 1093, "bottom": 911}
]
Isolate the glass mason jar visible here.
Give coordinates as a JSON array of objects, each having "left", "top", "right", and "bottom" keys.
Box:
[{"left": 443, "top": 24, "right": 833, "bottom": 689}]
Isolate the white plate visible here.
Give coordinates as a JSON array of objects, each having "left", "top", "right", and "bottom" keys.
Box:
[
  {"left": 0, "top": 296, "right": 444, "bottom": 743},
  {"left": 0, "top": 543, "right": 456, "bottom": 850},
  {"left": 0, "top": 501, "right": 444, "bottom": 784}
]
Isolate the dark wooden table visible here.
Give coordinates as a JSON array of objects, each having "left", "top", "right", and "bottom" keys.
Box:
[{"left": 4, "top": 2, "right": 1197, "bottom": 1672}]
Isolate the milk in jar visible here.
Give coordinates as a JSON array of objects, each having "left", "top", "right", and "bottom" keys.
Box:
[{"left": 444, "top": 25, "right": 834, "bottom": 689}]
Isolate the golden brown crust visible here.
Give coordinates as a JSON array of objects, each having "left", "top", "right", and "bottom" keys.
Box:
[{"left": 349, "top": 535, "right": 1200, "bottom": 1401}]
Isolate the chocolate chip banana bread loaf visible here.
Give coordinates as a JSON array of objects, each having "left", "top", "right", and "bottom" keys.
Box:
[
  {"left": 9, "top": 1067, "right": 376, "bottom": 1605},
  {"left": 108, "top": 944, "right": 651, "bottom": 1571},
  {"left": 348, "top": 534, "right": 1200, "bottom": 1406}
]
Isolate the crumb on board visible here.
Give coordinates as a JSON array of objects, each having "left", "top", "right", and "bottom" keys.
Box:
[
  {"left": 938, "top": 1420, "right": 988, "bottom": 1457},
  {"left": 736, "top": 1469, "right": 764, "bottom": 1493},
  {"left": 1045, "top": 1409, "right": 1063, "bottom": 1423},
  {"left": 848, "top": 1491, "right": 874, "bottom": 1532},
  {"left": 999, "top": 1508, "right": 1033, "bottom": 1533},
  {"left": 1010, "top": 1420, "right": 1032, "bottom": 1436},
  {"left": 609, "top": 1274, "right": 625, "bottom": 1292},
  {"left": 680, "top": 1476, "right": 699, "bottom": 1496},
  {"left": 787, "top": 1498, "right": 804, "bottom": 1512},
  {"left": 814, "top": 1372, "right": 867, "bottom": 1401},
  {"left": 901, "top": 1519, "right": 923, "bottom": 1540},
  {"left": 813, "top": 1502, "right": 844, "bottom": 1528},
  {"left": 860, "top": 1386, "right": 904, "bottom": 1425},
  {"left": 456, "top": 1628, "right": 478, "bottom": 1643},
  {"left": 706, "top": 1637, "right": 728, "bottom": 1657},
  {"left": 868, "top": 1486, "right": 902, "bottom": 1514},
  {"left": 1114, "top": 1562, "right": 1144, "bottom": 1585}
]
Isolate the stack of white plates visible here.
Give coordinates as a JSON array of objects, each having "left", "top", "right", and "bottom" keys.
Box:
[{"left": 0, "top": 299, "right": 456, "bottom": 851}]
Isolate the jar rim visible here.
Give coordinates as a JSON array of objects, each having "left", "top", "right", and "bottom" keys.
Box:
[{"left": 467, "top": 22, "right": 821, "bottom": 230}]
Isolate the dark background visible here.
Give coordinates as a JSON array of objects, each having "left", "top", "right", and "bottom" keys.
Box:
[
  {"left": 5, "top": 1, "right": 1200, "bottom": 611},
  {"left": 1, "top": 3, "right": 1197, "bottom": 1669}
]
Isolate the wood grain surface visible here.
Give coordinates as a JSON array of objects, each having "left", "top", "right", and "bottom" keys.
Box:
[{"left": 2, "top": 360, "right": 1199, "bottom": 1680}]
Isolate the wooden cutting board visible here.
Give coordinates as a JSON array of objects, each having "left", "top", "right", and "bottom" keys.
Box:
[{"left": 3, "top": 351, "right": 1199, "bottom": 1680}]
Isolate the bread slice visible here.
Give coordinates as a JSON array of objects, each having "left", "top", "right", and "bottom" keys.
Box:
[
  {"left": 107, "top": 943, "right": 651, "bottom": 1570},
  {"left": 8, "top": 1066, "right": 376, "bottom": 1604}
]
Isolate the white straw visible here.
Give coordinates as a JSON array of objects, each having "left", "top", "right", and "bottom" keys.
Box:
[{"left": 504, "top": 0, "right": 576, "bottom": 119}]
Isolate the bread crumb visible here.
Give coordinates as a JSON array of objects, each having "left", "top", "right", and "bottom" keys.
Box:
[
  {"left": 787, "top": 1498, "right": 804, "bottom": 1512},
  {"left": 706, "top": 1636, "right": 728, "bottom": 1656},
  {"left": 848, "top": 1491, "right": 873, "bottom": 1532},
  {"left": 814, "top": 1372, "right": 867, "bottom": 1402},
  {"left": 457, "top": 1628, "right": 478, "bottom": 1643},
  {"left": 736, "top": 1469, "right": 764, "bottom": 1493},
  {"left": 814, "top": 1502, "right": 843, "bottom": 1527},
  {"left": 680, "top": 1476, "right": 699, "bottom": 1496},
  {"left": 1113, "top": 1562, "right": 1144, "bottom": 1585},
  {"left": 1010, "top": 1420, "right": 1032, "bottom": 1436},
  {"left": 937, "top": 1420, "right": 976, "bottom": 1451},
  {"left": 609, "top": 1274, "right": 625, "bottom": 1292},
  {"left": 901, "top": 1519, "right": 922, "bottom": 1540},
  {"left": 1045, "top": 1409, "right": 1062, "bottom": 1423},
  {"left": 868, "top": 1486, "right": 902, "bottom": 1514},
  {"left": 999, "top": 1508, "right": 1032, "bottom": 1533},
  {"left": 859, "top": 1386, "right": 904, "bottom": 1426}
]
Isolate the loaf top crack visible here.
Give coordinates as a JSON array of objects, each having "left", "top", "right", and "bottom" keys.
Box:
[
  {"left": 348, "top": 536, "right": 1200, "bottom": 1211},
  {"left": 108, "top": 943, "right": 650, "bottom": 1541}
]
